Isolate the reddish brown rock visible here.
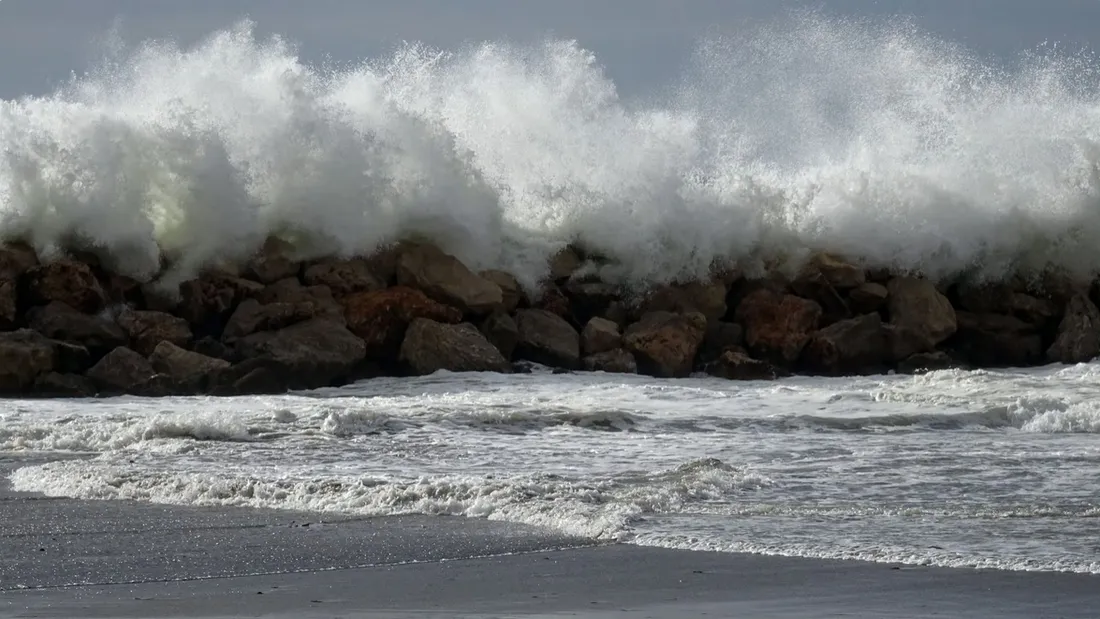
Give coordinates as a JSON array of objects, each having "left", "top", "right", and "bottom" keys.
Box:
[
  {"left": 117, "top": 309, "right": 192, "bottom": 357},
  {"left": 27, "top": 302, "right": 128, "bottom": 355},
  {"left": 480, "top": 312, "right": 519, "bottom": 360},
  {"left": 1047, "top": 294, "right": 1100, "bottom": 364},
  {"left": 735, "top": 290, "right": 822, "bottom": 365},
  {"left": 0, "top": 329, "right": 56, "bottom": 392},
  {"left": 581, "top": 317, "right": 622, "bottom": 356},
  {"left": 479, "top": 270, "right": 524, "bottom": 313},
  {"left": 623, "top": 311, "right": 707, "bottom": 378},
  {"left": 514, "top": 308, "right": 581, "bottom": 369},
  {"left": 26, "top": 259, "right": 108, "bottom": 314},
  {"left": 396, "top": 244, "right": 503, "bottom": 315},
  {"left": 222, "top": 299, "right": 315, "bottom": 343},
  {"left": 86, "top": 346, "right": 157, "bottom": 393},
  {"left": 303, "top": 258, "right": 384, "bottom": 298},
  {"left": 848, "top": 282, "right": 889, "bottom": 314},
  {"left": 150, "top": 341, "right": 231, "bottom": 390},
  {"left": 886, "top": 277, "right": 957, "bottom": 360},
  {"left": 399, "top": 319, "right": 511, "bottom": 375},
  {"left": 583, "top": 349, "right": 638, "bottom": 374},
  {"left": 704, "top": 350, "right": 785, "bottom": 381},
  {"left": 244, "top": 238, "right": 301, "bottom": 284},
  {"left": 343, "top": 287, "right": 462, "bottom": 359},
  {"left": 802, "top": 313, "right": 890, "bottom": 375},
  {"left": 235, "top": 318, "right": 366, "bottom": 388}
]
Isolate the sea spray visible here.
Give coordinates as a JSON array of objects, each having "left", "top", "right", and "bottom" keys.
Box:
[{"left": 2, "top": 12, "right": 1100, "bottom": 288}]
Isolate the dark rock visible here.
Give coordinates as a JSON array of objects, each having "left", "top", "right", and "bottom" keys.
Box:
[
  {"left": 1008, "top": 293, "right": 1058, "bottom": 326},
  {"left": 698, "top": 321, "right": 744, "bottom": 365},
  {"left": 32, "top": 372, "right": 96, "bottom": 398},
  {"left": 735, "top": 289, "right": 822, "bottom": 365},
  {"left": 222, "top": 299, "right": 314, "bottom": 343},
  {"left": 704, "top": 350, "right": 786, "bottom": 381},
  {"left": 582, "top": 349, "right": 638, "bottom": 374},
  {"left": 235, "top": 318, "right": 367, "bottom": 388},
  {"left": 244, "top": 238, "right": 301, "bottom": 284},
  {"left": 897, "top": 351, "right": 958, "bottom": 374},
  {"left": 192, "top": 336, "right": 234, "bottom": 361},
  {"left": 0, "top": 280, "right": 17, "bottom": 328},
  {"left": 1047, "top": 294, "right": 1100, "bottom": 364},
  {"left": 26, "top": 302, "right": 128, "bottom": 355},
  {"left": 209, "top": 358, "right": 289, "bottom": 396},
  {"left": 954, "top": 281, "right": 1015, "bottom": 315},
  {"left": 548, "top": 246, "right": 583, "bottom": 281},
  {"left": 637, "top": 281, "right": 727, "bottom": 324},
  {"left": 799, "top": 253, "right": 866, "bottom": 289},
  {"left": 0, "top": 330, "right": 56, "bottom": 392},
  {"left": 479, "top": 312, "right": 519, "bottom": 360},
  {"left": 86, "top": 347, "right": 157, "bottom": 394},
  {"left": 564, "top": 279, "right": 620, "bottom": 325},
  {"left": 952, "top": 312, "right": 1042, "bottom": 367},
  {"left": 178, "top": 272, "right": 264, "bottom": 332},
  {"left": 848, "top": 282, "right": 889, "bottom": 314},
  {"left": 399, "top": 319, "right": 511, "bottom": 375},
  {"left": 581, "top": 317, "right": 621, "bottom": 356},
  {"left": 533, "top": 285, "right": 572, "bottom": 319},
  {"left": 396, "top": 244, "right": 503, "bottom": 315},
  {"left": 50, "top": 339, "right": 92, "bottom": 374},
  {"left": 258, "top": 278, "right": 345, "bottom": 324},
  {"left": 117, "top": 309, "right": 192, "bottom": 357},
  {"left": 514, "top": 308, "right": 581, "bottom": 369},
  {"left": 802, "top": 313, "right": 890, "bottom": 375},
  {"left": 343, "top": 287, "right": 462, "bottom": 360},
  {"left": 623, "top": 311, "right": 707, "bottom": 378},
  {"left": 886, "top": 277, "right": 957, "bottom": 360},
  {"left": 479, "top": 270, "right": 524, "bottom": 313},
  {"left": 0, "top": 243, "right": 38, "bottom": 280},
  {"left": 26, "top": 259, "right": 108, "bottom": 314},
  {"left": 150, "top": 341, "right": 231, "bottom": 391},
  {"left": 790, "top": 271, "right": 850, "bottom": 325},
  {"left": 303, "top": 258, "right": 384, "bottom": 298}
]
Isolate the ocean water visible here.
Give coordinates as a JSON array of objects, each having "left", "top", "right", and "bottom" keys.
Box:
[
  {"left": 4, "top": 364, "right": 1100, "bottom": 573},
  {"left": 3, "top": 12, "right": 1100, "bottom": 575}
]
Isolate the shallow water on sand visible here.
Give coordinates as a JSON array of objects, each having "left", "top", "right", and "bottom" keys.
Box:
[{"left": 4, "top": 363, "right": 1099, "bottom": 574}]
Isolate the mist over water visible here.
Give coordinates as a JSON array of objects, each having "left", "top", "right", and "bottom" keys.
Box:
[{"left": 2, "top": 12, "right": 1100, "bottom": 287}]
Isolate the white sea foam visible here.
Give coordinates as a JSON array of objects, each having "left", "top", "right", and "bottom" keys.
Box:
[{"left": 3, "top": 13, "right": 1100, "bottom": 287}]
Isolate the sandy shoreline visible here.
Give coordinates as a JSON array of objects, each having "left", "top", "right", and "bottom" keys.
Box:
[{"left": 1, "top": 455, "right": 1096, "bottom": 619}]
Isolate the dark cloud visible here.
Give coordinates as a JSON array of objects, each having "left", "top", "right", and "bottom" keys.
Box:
[{"left": 1, "top": 0, "right": 1098, "bottom": 98}]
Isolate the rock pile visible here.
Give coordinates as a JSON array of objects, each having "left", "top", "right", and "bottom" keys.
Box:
[{"left": 0, "top": 239, "right": 1094, "bottom": 398}]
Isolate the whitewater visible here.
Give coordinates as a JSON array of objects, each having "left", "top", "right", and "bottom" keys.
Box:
[{"left": 2, "top": 12, "right": 1100, "bottom": 575}]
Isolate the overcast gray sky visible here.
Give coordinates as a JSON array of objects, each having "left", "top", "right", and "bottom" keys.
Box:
[{"left": 2, "top": 1, "right": 1100, "bottom": 99}]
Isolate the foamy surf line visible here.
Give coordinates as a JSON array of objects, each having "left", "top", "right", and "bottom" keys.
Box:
[{"left": 4, "top": 12, "right": 1100, "bottom": 287}]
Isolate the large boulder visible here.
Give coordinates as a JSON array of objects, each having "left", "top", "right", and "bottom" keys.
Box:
[
  {"left": 399, "top": 319, "right": 511, "bottom": 375},
  {"left": 396, "top": 244, "right": 503, "bottom": 315},
  {"left": 177, "top": 272, "right": 264, "bottom": 330},
  {"left": 637, "top": 281, "right": 727, "bottom": 324},
  {"left": 86, "top": 346, "right": 157, "bottom": 394},
  {"left": 243, "top": 238, "right": 301, "bottom": 284},
  {"left": 798, "top": 253, "right": 866, "bottom": 289},
  {"left": 32, "top": 372, "right": 96, "bottom": 398},
  {"left": 886, "top": 277, "right": 957, "bottom": 359},
  {"left": 117, "top": 309, "right": 192, "bottom": 357},
  {"left": 623, "top": 311, "right": 707, "bottom": 378},
  {"left": 801, "top": 313, "right": 890, "bottom": 375},
  {"left": 1047, "top": 294, "right": 1100, "bottom": 364},
  {"left": 343, "top": 287, "right": 462, "bottom": 360},
  {"left": 704, "top": 350, "right": 785, "bottom": 381},
  {"left": 0, "top": 330, "right": 56, "bottom": 392},
  {"left": 235, "top": 318, "right": 366, "bottom": 388},
  {"left": 480, "top": 312, "right": 519, "bottom": 360},
  {"left": 697, "top": 321, "right": 744, "bottom": 366},
  {"left": 258, "top": 278, "right": 345, "bottom": 324},
  {"left": 514, "top": 309, "right": 581, "bottom": 369},
  {"left": 26, "top": 259, "right": 107, "bottom": 314},
  {"left": 303, "top": 258, "right": 384, "bottom": 298},
  {"left": 735, "top": 290, "right": 822, "bottom": 365},
  {"left": 564, "top": 279, "right": 620, "bottom": 325},
  {"left": 26, "top": 302, "right": 128, "bottom": 355},
  {"left": 0, "top": 243, "right": 38, "bottom": 280},
  {"left": 581, "top": 317, "right": 622, "bottom": 356},
  {"left": 149, "top": 341, "right": 231, "bottom": 391},
  {"left": 848, "top": 282, "right": 889, "bottom": 314},
  {"left": 953, "top": 312, "right": 1042, "bottom": 367},
  {"left": 583, "top": 349, "right": 638, "bottom": 374},
  {"left": 222, "top": 299, "right": 314, "bottom": 343},
  {"left": 479, "top": 270, "right": 524, "bottom": 313}
]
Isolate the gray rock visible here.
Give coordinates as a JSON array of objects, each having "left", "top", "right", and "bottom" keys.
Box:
[{"left": 399, "top": 319, "right": 511, "bottom": 375}]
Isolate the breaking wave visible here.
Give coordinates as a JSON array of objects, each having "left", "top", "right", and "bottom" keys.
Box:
[{"left": 3, "top": 12, "right": 1100, "bottom": 288}]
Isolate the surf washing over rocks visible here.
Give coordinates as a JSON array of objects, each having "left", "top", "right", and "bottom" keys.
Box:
[{"left": 3, "top": 12, "right": 1100, "bottom": 285}]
